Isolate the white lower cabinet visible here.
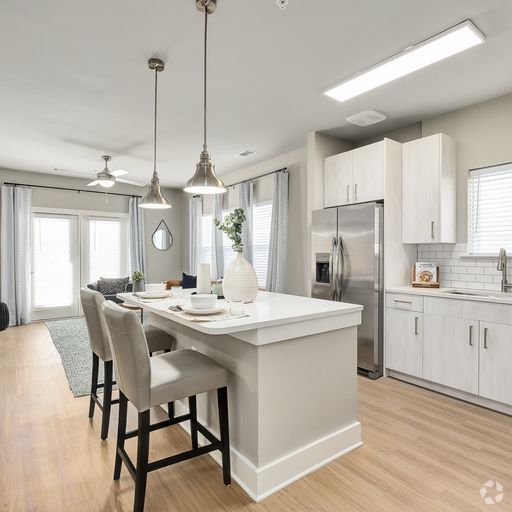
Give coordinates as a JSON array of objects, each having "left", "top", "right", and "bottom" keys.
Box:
[
  {"left": 479, "top": 322, "right": 512, "bottom": 406},
  {"left": 423, "top": 315, "right": 478, "bottom": 394},
  {"left": 385, "top": 308, "right": 423, "bottom": 377}
]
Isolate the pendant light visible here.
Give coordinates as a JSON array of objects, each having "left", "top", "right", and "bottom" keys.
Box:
[
  {"left": 140, "top": 58, "right": 172, "bottom": 209},
  {"left": 184, "top": 0, "right": 226, "bottom": 195}
]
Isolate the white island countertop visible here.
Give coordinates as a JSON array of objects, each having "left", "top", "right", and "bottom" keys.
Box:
[{"left": 118, "top": 291, "right": 362, "bottom": 341}]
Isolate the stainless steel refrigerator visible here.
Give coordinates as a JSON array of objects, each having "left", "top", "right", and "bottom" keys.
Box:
[{"left": 311, "top": 202, "right": 383, "bottom": 379}]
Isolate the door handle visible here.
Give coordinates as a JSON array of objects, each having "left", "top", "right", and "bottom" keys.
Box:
[
  {"left": 329, "top": 237, "right": 336, "bottom": 300},
  {"left": 483, "top": 327, "right": 488, "bottom": 349},
  {"left": 469, "top": 325, "right": 473, "bottom": 346},
  {"left": 431, "top": 221, "right": 435, "bottom": 240},
  {"left": 337, "top": 236, "right": 345, "bottom": 301},
  {"left": 346, "top": 185, "right": 350, "bottom": 203},
  {"left": 354, "top": 183, "right": 358, "bottom": 202},
  {"left": 414, "top": 316, "right": 419, "bottom": 336}
]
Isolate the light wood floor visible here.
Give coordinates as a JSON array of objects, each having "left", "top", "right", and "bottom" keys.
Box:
[{"left": 1, "top": 323, "right": 511, "bottom": 511}]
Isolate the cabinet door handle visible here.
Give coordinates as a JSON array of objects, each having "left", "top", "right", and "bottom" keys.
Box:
[
  {"left": 346, "top": 185, "right": 350, "bottom": 203},
  {"left": 431, "top": 221, "right": 435, "bottom": 240},
  {"left": 354, "top": 183, "right": 358, "bottom": 202},
  {"left": 414, "top": 316, "right": 419, "bottom": 336},
  {"left": 483, "top": 327, "right": 488, "bottom": 349},
  {"left": 394, "top": 299, "right": 412, "bottom": 304},
  {"left": 469, "top": 325, "right": 473, "bottom": 346}
]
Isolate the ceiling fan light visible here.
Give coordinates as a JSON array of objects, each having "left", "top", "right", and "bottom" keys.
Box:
[
  {"left": 97, "top": 179, "right": 116, "bottom": 188},
  {"left": 184, "top": 150, "right": 226, "bottom": 195}
]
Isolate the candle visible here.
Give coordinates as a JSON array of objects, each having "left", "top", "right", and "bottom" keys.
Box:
[{"left": 196, "top": 263, "right": 211, "bottom": 294}]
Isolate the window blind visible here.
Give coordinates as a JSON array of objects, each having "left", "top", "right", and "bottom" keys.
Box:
[
  {"left": 32, "top": 214, "right": 75, "bottom": 308},
  {"left": 200, "top": 214, "right": 213, "bottom": 266},
  {"left": 252, "top": 202, "right": 273, "bottom": 288},
  {"left": 468, "top": 162, "right": 512, "bottom": 255},
  {"left": 88, "top": 217, "right": 123, "bottom": 282}
]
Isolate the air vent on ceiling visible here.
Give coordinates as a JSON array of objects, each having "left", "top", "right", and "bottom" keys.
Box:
[
  {"left": 235, "top": 150, "right": 257, "bottom": 159},
  {"left": 346, "top": 110, "right": 387, "bottom": 127}
]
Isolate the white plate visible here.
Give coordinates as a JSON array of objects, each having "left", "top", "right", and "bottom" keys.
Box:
[
  {"left": 180, "top": 304, "right": 225, "bottom": 315},
  {"left": 135, "top": 291, "right": 170, "bottom": 299}
]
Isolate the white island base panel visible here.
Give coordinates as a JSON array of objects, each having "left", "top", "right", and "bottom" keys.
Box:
[{"left": 136, "top": 293, "right": 363, "bottom": 502}]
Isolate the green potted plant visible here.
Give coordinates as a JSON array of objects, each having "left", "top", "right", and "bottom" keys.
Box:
[
  {"left": 214, "top": 208, "right": 258, "bottom": 303},
  {"left": 131, "top": 270, "right": 144, "bottom": 293}
]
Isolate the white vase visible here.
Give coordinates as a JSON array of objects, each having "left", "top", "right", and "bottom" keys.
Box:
[{"left": 223, "top": 252, "right": 258, "bottom": 303}]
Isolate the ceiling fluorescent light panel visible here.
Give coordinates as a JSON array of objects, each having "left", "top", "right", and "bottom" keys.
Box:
[{"left": 324, "top": 20, "right": 485, "bottom": 103}]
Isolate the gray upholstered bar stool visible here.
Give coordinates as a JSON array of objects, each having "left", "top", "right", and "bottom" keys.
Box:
[
  {"left": 101, "top": 301, "right": 231, "bottom": 512},
  {"left": 80, "top": 288, "right": 176, "bottom": 440}
]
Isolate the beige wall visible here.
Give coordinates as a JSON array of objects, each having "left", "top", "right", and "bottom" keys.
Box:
[
  {"left": 422, "top": 92, "right": 512, "bottom": 242},
  {"left": 0, "top": 167, "right": 182, "bottom": 283}
]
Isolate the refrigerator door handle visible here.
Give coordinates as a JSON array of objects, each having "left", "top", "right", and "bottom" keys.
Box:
[
  {"left": 329, "top": 237, "right": 337, "bottom": 300},
  {"left": 337, "top": 236, "right": 345, "bottom": 301}
]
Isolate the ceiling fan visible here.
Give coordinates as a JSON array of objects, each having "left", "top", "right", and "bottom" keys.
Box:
[{"left": 53, "top": 155, "right": 145, "bottom": 187}]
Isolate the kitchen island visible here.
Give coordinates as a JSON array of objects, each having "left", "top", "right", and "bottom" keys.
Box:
[{"left": 117, "top": 291, "right": 362, "bottom": 501}]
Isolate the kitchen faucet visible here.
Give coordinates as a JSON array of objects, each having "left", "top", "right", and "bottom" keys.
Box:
[{"left": 497, "top": 248, "right": 512, "bottom": 292}]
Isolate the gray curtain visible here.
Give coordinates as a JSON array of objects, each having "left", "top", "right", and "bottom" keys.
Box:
[
  {"left": 128, "top": 196, "right": 146, "bottom": 277},
  {"left": 0, "top": 185, "right": 32, "bottom": 325},
  {"left": 239, "top": 181, "right": 254, "bottom": 264},
  {"left": 212, "top": 194, "right": 224, "bottom": 280},
  {"left": 266, "top": 171, "right": 288, "bottom": 293},
  {"left": 189, "top": 196, "right": 203, "bottom": 275}
]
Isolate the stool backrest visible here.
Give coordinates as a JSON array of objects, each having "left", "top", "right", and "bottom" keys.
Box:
[
  {"left": 102, "top": 301, "right": 151, "bottom": 412},
  {"left": 80, "top": 287, "right": 111, "bottom": 362}
]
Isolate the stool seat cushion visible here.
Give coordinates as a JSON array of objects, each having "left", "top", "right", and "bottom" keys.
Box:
[
  {"left": 150, "top": 349, "right": 228, "bottom": 408},
  {"left": 144, "top": 324, "right": 175, "bottom": 353}
]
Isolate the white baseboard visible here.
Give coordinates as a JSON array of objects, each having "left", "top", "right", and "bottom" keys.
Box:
[
  {"left": 164, "top": 401, "right": 362, "bottom": 502},
  {"left": 388, "top": 370, "right": 512, "bottom": 416}
]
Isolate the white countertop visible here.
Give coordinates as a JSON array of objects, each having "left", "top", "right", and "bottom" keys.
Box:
[
  {"left": 386, "top": 286, "right": 512, "bottom": 305},
  {"left": 117, "top": 291, "right": 363, "bottom": 336}
]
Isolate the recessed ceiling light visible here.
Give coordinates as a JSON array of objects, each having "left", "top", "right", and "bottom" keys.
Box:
[
  {"left": 324, "top": 20, "right": 485, "bottom": 103},
  {"left": 346, "top": 110, "right": 387, "bottom": 127}
]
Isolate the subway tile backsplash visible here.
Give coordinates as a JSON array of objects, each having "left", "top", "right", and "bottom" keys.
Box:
[{"left": 416, "top": 243, "right": 510, "bottom": 291}]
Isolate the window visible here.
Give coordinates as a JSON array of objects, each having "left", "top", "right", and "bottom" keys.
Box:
[
  {"left": 252, "top": 202, "right": 273, "bottom": 288},
  {"left": 88, "top": 217, "right": 125, "bottom": 282},
  {"left": 32, "top": 214, "right": 77, "bottom": 309},
  {"left": 468, "top": 163, "right": 512, "bottom": 255},
  {"left": 200, "top": 214, "right": 213, "bottom": 265}
]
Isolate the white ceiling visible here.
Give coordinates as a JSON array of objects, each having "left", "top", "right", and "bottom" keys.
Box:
[{"left": 1, "top": 0, "right": 512, "bottom": 187}]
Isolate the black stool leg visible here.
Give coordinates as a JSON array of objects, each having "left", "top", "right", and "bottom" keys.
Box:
[
  {"left": 134, "top": 410, "right": 150, "bottom": 512},
  {"left": 89, "top": 353, "right": 99, "bottom": 418},
  {"left": 167, "top": 401, "right": 174, "bottom": 420},
  {"left": 217, "top": 387, "right": 231, "bottom": 486},
  {"left": 188, "top": 395, "right": 198, "bottom": 450},
  {"left": 114, "top": 392, "right": 128, "bottom": 480},
  {"left": 101, "top": 360, "right": 113, "bottom": 440}
]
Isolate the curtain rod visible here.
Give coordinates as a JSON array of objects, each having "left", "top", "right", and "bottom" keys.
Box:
[
  {"left": 3, "top": 182, "right": 142, "bottom": 199},
  {"left": 226, "top": 167, "right": 288, "bottom": 189}
]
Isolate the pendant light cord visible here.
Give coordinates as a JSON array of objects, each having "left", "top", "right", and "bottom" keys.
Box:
[
  {"left": 203, "top": 0, "right": 208, "bottom": 151},
  {"left": 153, "top": 66, "right": 158, "bottom": 178}
]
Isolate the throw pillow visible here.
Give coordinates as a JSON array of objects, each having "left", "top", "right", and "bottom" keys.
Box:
[
  {"left": 97, "top": 276, "right": 130, "bottom": 295},
  {"left": 181, "top": 273, "right": 197, "bottom": 289}
]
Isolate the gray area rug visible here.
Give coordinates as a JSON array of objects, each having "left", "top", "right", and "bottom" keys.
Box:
[{"left": 45, "top": 317, "right": 108, "bottom": 397}]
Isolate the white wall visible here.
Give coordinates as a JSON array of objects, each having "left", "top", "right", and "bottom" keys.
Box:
[
  {"left": 0, "top": 167, "right": 182, "bottom": 283},
  {"left": 422, "top": 92, "right": 512, "bottom": 242}
]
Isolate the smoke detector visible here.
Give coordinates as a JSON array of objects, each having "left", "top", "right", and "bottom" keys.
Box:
[
  {"left": 346, "top": 110, "right": 387, "bottom": 127},
  {"left": 235, "top": 149, "right": 257, "bottom": 159},
  {"left": 276, "top": 0, "right": 289, "bottom": 11}
]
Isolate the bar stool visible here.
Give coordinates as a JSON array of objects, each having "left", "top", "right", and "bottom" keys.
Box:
[
  {"left": 80, "top": 288, "right": 175, "bottom": 440},
  {"left": 102, "top": 301, "right": 231, "bottom": 512}
]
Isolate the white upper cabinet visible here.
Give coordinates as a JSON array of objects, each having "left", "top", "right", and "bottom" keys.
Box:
[
  {"left": 402, "top": 133, "right": 456, "bottom": 244},
  {"left": 353, "top": 142, "right": 385, "bottom": 204},
  {"left": 324, "top": 151, "right": 353, "bottom": 207},
  {"left": 324, "top": 140, "right": 387, "bottom": 208}
]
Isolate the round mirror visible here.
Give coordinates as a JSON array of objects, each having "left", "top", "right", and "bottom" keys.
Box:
[{"left": 152, "top": 219, "right": 173, "bottom": 251}]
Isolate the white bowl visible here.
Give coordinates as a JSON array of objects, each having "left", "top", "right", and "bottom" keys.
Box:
[
  {"left": 190, "top": 294, "right": 218, "bottom": 310},
  {"left": 145, "top": 283, "right": 165, "bottom": 293}
]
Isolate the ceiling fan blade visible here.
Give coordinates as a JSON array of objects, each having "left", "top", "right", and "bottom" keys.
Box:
[
  {"left": 87, "top": 180, "right": 99, "bottom": 187},
  {"left": 111, "top": 169, "right": 128, "bottom": 177},
  {"left": 53, "top": 168, "right": 96, "bottom": 179},
  {"left": 117, "top": 178, "right": 146, "bottom": 187}
]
